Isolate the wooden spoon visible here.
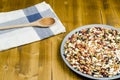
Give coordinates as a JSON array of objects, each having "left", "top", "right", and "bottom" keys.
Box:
[{"left": 0, "top": 17, "right": 55, "bottom": 30}]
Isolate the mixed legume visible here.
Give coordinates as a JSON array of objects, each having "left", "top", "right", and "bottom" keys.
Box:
[{"left": 64, "top": 27, "right": 120, "bottom": 78}]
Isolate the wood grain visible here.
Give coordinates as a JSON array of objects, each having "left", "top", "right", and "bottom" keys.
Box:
[{"left": 0, "top": 0, "right": 120, "bottom": 80}]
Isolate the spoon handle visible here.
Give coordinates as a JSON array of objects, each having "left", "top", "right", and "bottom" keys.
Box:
[{"left": 0, "top": 23, "right": 34, "bottom": 30}]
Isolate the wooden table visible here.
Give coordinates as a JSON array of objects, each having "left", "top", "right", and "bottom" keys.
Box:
[{"left": 0, "top": 0, "right": 120, "bottom": 80}]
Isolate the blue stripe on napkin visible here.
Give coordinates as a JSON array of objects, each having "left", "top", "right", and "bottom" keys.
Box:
[
  {"left": 23, "top": 6, "right": 54, "bottom": 39},
  {"left": 26, "top": 13, "right": 42, "bottom": 22},
  {"left": 40, "top": 9, "right": 57, "bottom": 18},
  {"left": 23, "top": 5, "right": 42, "bottom": 22},
  {"left": 23, "top": 6, "right": 39, "bottom": 16},
  {"left": 0, "top": 17, "right": 29, "bottom": 34},
  {"left": 33, "top": 27, "right": 53, "bottom": 39}
]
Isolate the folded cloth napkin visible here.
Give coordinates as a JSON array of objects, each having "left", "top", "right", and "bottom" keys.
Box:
[{"left": 0, "top": 2, "right": 66, "bottom": 51}]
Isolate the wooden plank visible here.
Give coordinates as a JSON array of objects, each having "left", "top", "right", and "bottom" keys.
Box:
[
  {"left": 51, "top": 0, "right": 88, "bottom": 80},
  {"left": 38, "top": 0, "right": 54, "bottom": 80},
  {"left": 108, "top": 0, "right": 120, "bottom": 28},
  {"left": 0, "top": 48, "right": 19, "bottom": 80},
  {"left": 18, "top": 42, "right": 40, "bottom": 80},
  {"left": 51, "top": 0, "right": 78, "bottom": 80},
  {"left": 38, "top": 38, "right": 52, "bottom": 80},
  {"left": 77, "top": 0, "right": 102, "bottom": 25},
  {"left": 100, "top": 0, "right": 120, "bottom": 26}
]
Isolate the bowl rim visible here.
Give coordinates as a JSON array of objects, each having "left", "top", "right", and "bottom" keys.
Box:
[{"left": 60, "top": 24, "right": 120, "bottom": 80}]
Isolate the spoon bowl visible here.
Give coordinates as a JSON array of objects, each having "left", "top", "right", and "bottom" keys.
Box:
[{"left": 38, "top": 17, "right": 55, "bottom": 27}]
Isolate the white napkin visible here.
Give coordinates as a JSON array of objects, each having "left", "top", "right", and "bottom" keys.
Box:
[{"left": 0, "top": 2, "right": 66, "bottom": 51}]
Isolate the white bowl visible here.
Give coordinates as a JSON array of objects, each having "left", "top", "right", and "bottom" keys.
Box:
[{"left": 60, "top": 24, "right": 120, "bottom": 80}]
